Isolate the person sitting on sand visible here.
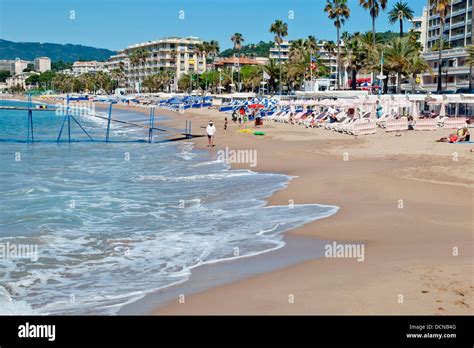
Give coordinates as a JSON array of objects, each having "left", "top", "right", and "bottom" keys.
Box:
[
  {"left": 206, "top": 121, "right": 216, "bottom": 147},
  {"left": 457, "top": 126, "right": 470, "bottom": 142},
  {"left": 436, "top": 133, "right": 459, "bottom": 143}
]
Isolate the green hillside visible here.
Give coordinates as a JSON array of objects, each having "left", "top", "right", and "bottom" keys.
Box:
[{"left": 0, "top": 39, "right": 116, "bottom": 62}]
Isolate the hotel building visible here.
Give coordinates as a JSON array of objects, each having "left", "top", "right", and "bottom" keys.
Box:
[
  {"left": 107, "top": 37, "right": 206, "bottom": 91},
  {"left": 269, "top": 40, "right": 338, "bottom": 77},
  {"left": 34, "top": 57, "right": 51, "bottom": 72},
  {"left": 419, "top": 0, "right": 472, "bottom": 92}
]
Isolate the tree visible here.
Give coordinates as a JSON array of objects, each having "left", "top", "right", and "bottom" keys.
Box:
[
  {"left": 231, "top": 33, "right": 245, "bottom": 92},
  {"left": 406, "top": 54, "right": 431, "bottom": 93},
  {"left": 359, "top": 0, "right": 388, "bottom": 46},
  {"left": 0, "top": 70, "right": 11, "bottom": 82},
  {"left": 269, "top": 19, "right": 289, "bottom": 95},
  {"left": 342, "top": 34, "right": 368, "bottom": 90},
  {"left": 264, "top": 59, "right": 280, "bottom": 94},
  {"left": 26, "top": 74, "right": 40, "bottom": 86},
  {"left": 289, "top": 39, "right": 306, "bottom": 61},
  {"left": 241, "top": 65, "right": 263, "bottom": 92},
  {"left": 208, "top": 40, "right": 220, "bottom": 61},
  {"left": 324, "top": 0, "right": 351, "bottom": 90},
  {"left": 388, "top": 1, "right": 414, "bottom": 38},
  {"left": 432, "top": 0, "right": 452, "bottom": 93},
  {"left": 128, "top": 48, "right": 149, "bottom": 92},
  {"left": 385, "top": 37, "right": 416, "bottom": 93}
]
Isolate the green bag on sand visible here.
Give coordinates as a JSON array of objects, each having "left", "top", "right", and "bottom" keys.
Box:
[{"left": 254, "top": 131, "right": 265, "bottom": 136}]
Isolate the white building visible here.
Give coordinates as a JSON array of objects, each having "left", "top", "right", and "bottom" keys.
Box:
[
  {"left": 419, "top": 0, "right": 472, "bottom": 92},
  {"left": 34, "top": 57, "right": 51, "bottom": 72},
  {"left": 72, "top": 61, "right": 106, "bottom": 75},
  {"left": 6, "top": 74, "right": 28, "bottom": 89},
  {"left": 410, "top": 6, "right": 429, "bottom": 52},
  {"left": 107, "top": 36, "right": 207, "bottom": 91},
  {"left": 269, "top": 40, "right": 338, "bottom": 76}
]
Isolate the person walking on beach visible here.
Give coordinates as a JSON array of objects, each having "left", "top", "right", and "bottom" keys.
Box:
[
  {"left": 206, "top": 121, "right": 216, "bottom": 147},
  {"left": 224, "top": 117, "right": 228, "bottom": 134}
]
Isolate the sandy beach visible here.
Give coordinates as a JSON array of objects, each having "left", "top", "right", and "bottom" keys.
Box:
[
  {"left": 4, "top": 96, "right": 473, "bottom": 315},
  {"left": 148, "top": 105, "right": 473, "bottom": 315}
]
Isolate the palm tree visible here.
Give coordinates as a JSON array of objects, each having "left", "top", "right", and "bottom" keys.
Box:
[
  {"left": 467, "top": 45, "right": 474, "bottom": 91},
  {"left": 431, "top": 0, "right": 452, "bottom": 93},
  {"left": 128, "top": 48, "right": 149, "bottom": 93},
  {"left": 385, "top": 37, "right": 416, "bottom": 93},
  {"left": 289, "top": 39, "right": 306, "bottom": 61},
  {"left": 231, "top": 33, "right": 244, "bottom": 91},
  {"left": 359, "top": 0, "right": 388, "bottom": 46},
  {"left": 110, "top": 68, "right": 124, "bottom": 88},
  {"left": 324, "top": 0, "right": 351, "bottom": 90},
  {"left": 406, "top": 54, "right": 431, "bottom": 93},
  {"left": 388, "top": 1, "right": 414, "bottom": 38},
  {"left": 342, "top": 34, "right": 368, "bottom": 90},
  {"left": 264, "top": 59, "right": 280, "bottom": 94},
  {"left": 208, "top": 40, "right": 220, "bottom": 61},
  {"left": 269, "top": 19, "right": 289, "bottom": 95}
]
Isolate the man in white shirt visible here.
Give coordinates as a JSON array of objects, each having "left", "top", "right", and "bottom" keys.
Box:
[{"left": 206, "top": 121, "right": 216, "bottom": 147}]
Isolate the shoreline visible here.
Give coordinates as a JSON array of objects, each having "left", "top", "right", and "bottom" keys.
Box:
[{"left": 2, "top": 96, "right": 472, "bottom": 315}]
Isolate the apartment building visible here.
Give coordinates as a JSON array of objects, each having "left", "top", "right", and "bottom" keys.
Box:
[
  {"left": 269, "top": 40, "right": 338, "bottom": 77},
  {"left": 107, "top": 37, "right": 206, "bottom": 91},
  {"left": 34, "top": 57, "right": 51, "bottom": 72},
  {"left": 421, "top": 0, "right": 472, "bottom": 92}
]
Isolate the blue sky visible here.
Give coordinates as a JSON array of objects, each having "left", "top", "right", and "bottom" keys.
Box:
[{"left": 0, "top": 0, "right": 428, "bottom": 51}]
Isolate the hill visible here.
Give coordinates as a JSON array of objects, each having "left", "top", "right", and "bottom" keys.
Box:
[
  {"left": 0, "top": 39, "right": 116, "bottom": 62},
  {"left": 220, "top": 41, "right": 274, "bottom": 58}
]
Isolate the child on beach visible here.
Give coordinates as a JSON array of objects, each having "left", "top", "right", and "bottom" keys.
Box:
[
  {"left": 206, "top": 121, "right": 216, "bottom": 147},
  {"left": 224, "top": 117, "right": 228, "bottom": 134}
]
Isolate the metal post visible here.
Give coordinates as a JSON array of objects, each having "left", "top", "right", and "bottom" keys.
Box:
[
  {"left": 27, "top": 93, "right": 34, "bottom": 144},
  {"left": 106, "top": 102, "right": 113, "bottom": 142},
  {"left": 148, "top": 107, "right": 155, "bottom": 143}
]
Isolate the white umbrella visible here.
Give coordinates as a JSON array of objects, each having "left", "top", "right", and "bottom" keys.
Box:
[
  {"left": 411, "top": 100, "right": 420, "bottom": 119},
  {"left": 439, "top": 99, "right": 446, "bottom": 117}
]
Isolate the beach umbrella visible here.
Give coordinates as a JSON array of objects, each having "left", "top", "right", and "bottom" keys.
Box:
[
  {"left": 411, "top": 100, "right": 420, "bottom": 119},
  {"left": 439, "top": 99, "right": 446, "bottom": 117}
]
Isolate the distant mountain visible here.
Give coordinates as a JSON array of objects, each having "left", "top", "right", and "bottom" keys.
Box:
[{"left": 0, "top": 39, "right": 116, "bottom": 62}]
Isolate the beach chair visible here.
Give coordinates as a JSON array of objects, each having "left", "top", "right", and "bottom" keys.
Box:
[
  {"left": 414, "top": 118, "right": 438, "bottom": 131},
  {"left": 386, "top": 118, "right": 408, "bottom": 133},
  {"left": 443, "top": 118, "right": 468, "bottom": 129},
  {"left": 352, "top": 119, "right": 377, "bottom": 136}
]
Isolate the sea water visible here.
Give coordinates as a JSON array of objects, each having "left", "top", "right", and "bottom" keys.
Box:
[{"left": 0, "top": 100, "right": 338, "bottom": 314}]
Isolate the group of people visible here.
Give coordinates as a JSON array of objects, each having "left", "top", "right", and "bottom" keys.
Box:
[{"left": 231, "top": 107, "right": 263, "bottom": 128}]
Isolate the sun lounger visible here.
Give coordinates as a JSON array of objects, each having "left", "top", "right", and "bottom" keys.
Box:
[
  {"left": 386, "top": 118, "right": 408, "bottom": 133},
  {"left": 414, "top": 118, "right": 438, "bottom": 131},
  {"left": 443, "top": 118, "right": 468, "bottom": 129}
]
